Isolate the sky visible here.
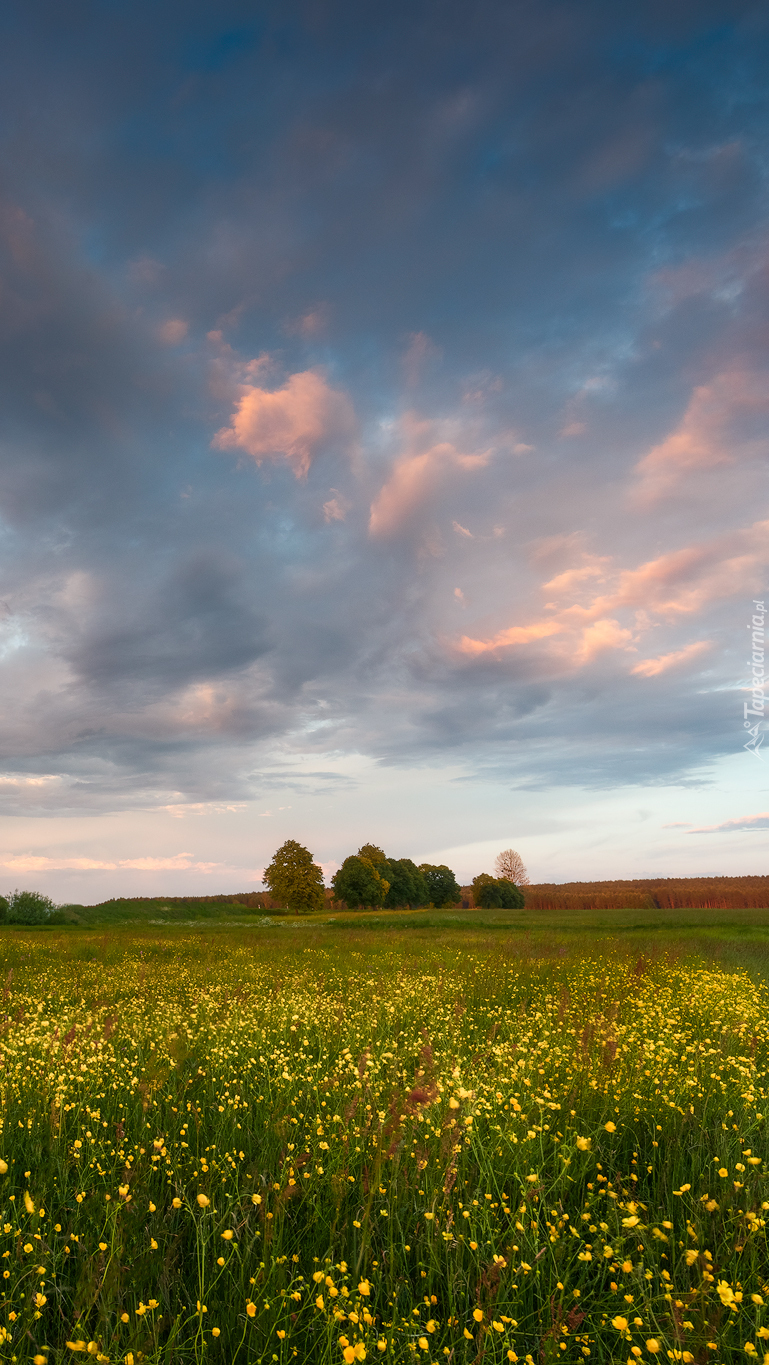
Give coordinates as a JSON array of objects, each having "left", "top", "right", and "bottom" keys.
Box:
[{"left": 0, "top": 0, "right": 768, "bottom": 903}]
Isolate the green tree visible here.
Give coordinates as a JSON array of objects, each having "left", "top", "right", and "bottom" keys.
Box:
[
  {"left": 262, "top": 840, "right": 326, "bottom": 915},
  {"left": 332, "top": 856, "right": 390, "bottom": 910},
  {"left": 418, "top": 863, "right": 461, "bottom": 907},
  {"left": 357, "top": 843, "right": 387, "bottom": 865},
  {"left": 6, "top": 889, "right": 56, "bottom": 924},
  {"left": 472, "top": 873, "right": 525, "bottom": 909},
  {"left": 383, "top": 858, "right": 428, "bottom": 908}
]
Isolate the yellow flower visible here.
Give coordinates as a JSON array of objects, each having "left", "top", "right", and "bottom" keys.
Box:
[
  {"left": 605, "top": 1121, "right": 617, "bottom": 1133},
  {"left": 358, "top": 1280, "right": 371, "bottom": 1296},
  {"left": 0, "top": 1161, "right": 7, "bottom": 1175},
  {"left": 196, "top": 1194, "right": 210, "bottom": 1208},
  {"left": 34, "top": 1293, "right": 47, "bottom": 1308},
  {"left": 612, "top": 1317, "right": 629, "bottom": 1331},
  {"left": 646, "top": 1340, "right": 661, "bottom": 1353},
  {"left": 576, "top": 1136, "right": 591, "bottom": 1150},
  {"left": 221, "top": 1229, "right": 234, "bottom": 1239},
  {"left": 426, "top": 1320, "right": 436, "bottom": 1332},
  {"left": 125, "top": 1356, "right": 134, "bottom": 1365},
  {"left": 150, "top": 1239, "right": 158, "bottom": 1250},
  {"left": 246, "top": 1302, "right": 256, "bottom": 1318},
  {"left": 473, "top": 1308, "right": 484, "bottom": 1321},
  {"left": 211, "top": 1327, "right": 220, "bottom": 1337},
  {"left": 24, "top": 1191, "right": 35, "bottom": 1214},
  {"left": 316, "top": 1296, "right": 325, "bottom": 1310},
  {"left": 172, "top": 1197, "right": 182, "bottom": 1209},
  {"left": 66, "top": 1343, "right": 87, "bottom": 1352},
  {"left": 118, "top": 1185, "right": 129, "bottom": 1198},
  {"left": 464, "top": 1329, "right": 473, "bottom": 1339},
  {"left": 251, "top": 1193, "right": 262, "bottom": 1205},
  {"left": 718, "top": 1168, "right": 729, "bottom": 1178},
  {"left": 276, "top": 1330, "right": 286, "bottom": 1339},
  {"left": 34, "top": 1356, "right": 48, "bottom": 1364},
  {"left": 493, "top": 1320, "right": 504, "bottom": 1332},
  {"left": 418, "top": 1340, "right": 428, "bottom": 1352}
]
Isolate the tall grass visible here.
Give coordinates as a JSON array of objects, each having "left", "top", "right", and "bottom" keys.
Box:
[{"left": 0, "top": 928, "right": 766, "bottom": 1364}]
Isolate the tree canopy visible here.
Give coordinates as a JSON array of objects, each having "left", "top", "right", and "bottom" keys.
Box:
[
  {"left": 419, "top": 863, "right": 461, "bottom": 907},
  {"left": 472, "top": 873, "right": 525, "bottom": 909},
  {"left": 494, "top": 848, "right": 530, "bottom": 885},
  {"left": 262, "top": 840, "right": 326, "bottom": 915},
  {"left": 331, "top": 855, "right": 390, "bottom": 910},
  {"left": 5, "top": 889, "right": 56, "bottom": 924}
]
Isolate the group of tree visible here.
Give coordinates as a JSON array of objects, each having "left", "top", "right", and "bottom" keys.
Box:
[
  {"left": 0, "top": 890, "right": 57, "bottom": 924},
  {"left": 469, "top": 849, "right": 529, "bottom": 908},
  {"left": 262, "top": 839, "right": 463, "bottom": 913},
  {"left": 262, "top": 840, "right": 530, "bottom": 915},
  {"left": 331, "top": 844, "right": 462, "bottom": 910}
]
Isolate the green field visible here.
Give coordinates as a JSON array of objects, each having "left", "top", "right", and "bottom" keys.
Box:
[{"left": 0, "top": 912, "right": 767, "bottom": 1364}]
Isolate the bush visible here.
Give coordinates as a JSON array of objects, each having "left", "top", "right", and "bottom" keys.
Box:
[
  {"left": 472, "top": 874, "right": 525, "bottom": 909},
  {"left": 6, "top": 889, "right": 57, "bottom": 924}
]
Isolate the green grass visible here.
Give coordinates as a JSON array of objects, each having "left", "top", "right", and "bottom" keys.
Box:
[{"left": 0, "top": 920, "right": 767, "bottom": 1364}]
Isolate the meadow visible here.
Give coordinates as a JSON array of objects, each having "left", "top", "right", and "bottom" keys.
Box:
[{"left": 0, "top": 920, "right": 767, "bottom": 1365}]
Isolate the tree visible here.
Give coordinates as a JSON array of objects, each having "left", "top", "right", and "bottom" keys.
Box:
[
  {"left": 262, "top": 840, "right": 326, "bottom": 915},
  {"left": 332, "top": 856, "right": 389, "bottom": 910},
  {"left": 357, "top": 843, "right": 387, "bottom": 866},
  {"left": 383, "top": 858, "right": 428, "bottom": 909},
  {"left": 419, "top": 863, "right": 461, "bottom": 907},
  {"left": 472, "top": 873, "right": 525, "bottom": 909},
  {"left": 6, "top": 889, "right": 56, "bottom": 924},
  {"left": 494, "top": 849, "right": 530, "bottom": 885}
]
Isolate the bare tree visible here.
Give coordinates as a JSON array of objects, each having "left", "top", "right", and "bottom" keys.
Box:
[{"left": 494, "top": 849, "right": 530, "bottom": 885}]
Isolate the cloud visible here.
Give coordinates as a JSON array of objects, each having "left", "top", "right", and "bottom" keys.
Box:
[
  {"left": 158, "top": 318, "right": 188, "bottom": 344},
  {"left": 323, "top": 491, "right": 351, "bottom": 522},
  {"left": 452, "top": 520, "right": 473, "bottom": 537},
  {"left": 631, "top": 640, "right": 712, "bottom": 677},
  {"left": 0, "top": 852, "right": 223, "bottom": 873},
  {"left": 369, "top": 416, "right": 489, "bottom": 537},
  {"left": 688, "top": 813, "right": 769, "bottom": 834},
  {"left": 458, "top": 620, "right": 563, "bottom": 655},
  {"left": 212, "top": 368, "right": 355, "bottom": 479},
  {"left": 633, "top": 368, "right": 769, "bottom": 502}
]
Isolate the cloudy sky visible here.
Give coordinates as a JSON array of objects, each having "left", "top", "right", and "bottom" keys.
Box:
[{"left": 1, "top": 0, "right": 768, "bottom": 901}]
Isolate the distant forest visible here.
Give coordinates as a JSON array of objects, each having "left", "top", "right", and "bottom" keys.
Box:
[
  {"left": 518, "top": 876, "right": 769, "bottom": 911},
  {"left": 105, "top": 876, "right": 769, "bottom": 912}
]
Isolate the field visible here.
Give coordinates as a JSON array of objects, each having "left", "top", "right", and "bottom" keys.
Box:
[{"left": 0, "top": 915, "right": 768, "bottom": 1364}]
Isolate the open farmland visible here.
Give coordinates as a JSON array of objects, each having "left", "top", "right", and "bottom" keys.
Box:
[{"left": 0, "top": 926, "right": 768, "bottom": 1364}]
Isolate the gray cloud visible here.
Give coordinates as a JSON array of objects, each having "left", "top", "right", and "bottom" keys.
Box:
[{"left": 0, "top": 0, "right": 766, "bottom": 830}]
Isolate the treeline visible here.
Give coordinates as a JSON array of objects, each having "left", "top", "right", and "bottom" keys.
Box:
[{"left": 519, "top": 877, "right": 769, "bottom": 911}]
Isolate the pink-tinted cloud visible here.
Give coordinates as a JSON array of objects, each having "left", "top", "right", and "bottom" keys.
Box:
[
  {"left": 631, "top": 640, "right": 712, "bottom": 677},
  {"left": 455, "top": 518, "right": 769, "bottom": 667},
  {"left": 688, "top": 812, "right": 769, "bottom": 834},
  {"left": 0, "top": 852, "right": 222, "bottom": 872},
  {"left": 212, "top": 368, "right": 355, "bottom": 478},
  {"left": 458, "top": 620, "right": 563, "bottom": 655},
  {"left": 369, "top": 416, "right": 489, "bottom": 537},
  {"left": 633, "top": 367, "right": 769, "bottom": 502}
]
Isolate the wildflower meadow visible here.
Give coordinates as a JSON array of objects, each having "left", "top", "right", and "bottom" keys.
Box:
[{"left": 0, "top": 927, "right": 766, "bottom": 1365}]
